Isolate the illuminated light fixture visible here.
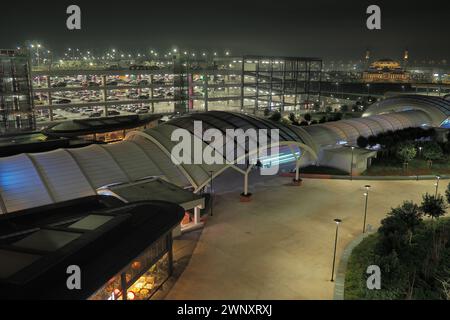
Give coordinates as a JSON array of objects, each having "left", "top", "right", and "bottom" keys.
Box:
[{"left": 127, "top": 291, "right": 136, "bottom": 300}]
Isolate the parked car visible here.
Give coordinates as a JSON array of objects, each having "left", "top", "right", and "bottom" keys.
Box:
[
  {"left": 107, "top": 110, "right": 121, "bottom": 116},
  {"left": 51, "top": 82, "right": 67, "bottom": 88},
  {"left": 89, "top": 112, "right": 102, "bottom": 118},
  {"left": 136, "top": 108, "right": 148, "bottom": 114},
  {"left": 54, "top": 98, "right": 72, "bottom": 104}
]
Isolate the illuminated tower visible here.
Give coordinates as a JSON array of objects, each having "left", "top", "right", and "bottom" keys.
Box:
[
  {"left": 403, "top": 49, "right": 409, "bottom": 70},
  {"left": 365, "top": 49, "right": 371, "bottom": 69}
]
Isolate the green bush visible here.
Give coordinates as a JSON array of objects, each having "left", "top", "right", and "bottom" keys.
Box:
[
  {"left": 422, "top": 142, "right": 443, "bottom": 164},
  {"left": 396, "top": 142, "right": 417, "bottom": 164},
  {"left": 344, "top": 208, "right": 450, "bottom": 299}
]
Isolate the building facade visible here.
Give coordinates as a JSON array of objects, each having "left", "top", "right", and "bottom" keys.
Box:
[
  {"left": 0, "top": 49, "right": 35, "bottom": 134},
  {"left": 363, "top": 59, "right": 410, "bottom": 83}
]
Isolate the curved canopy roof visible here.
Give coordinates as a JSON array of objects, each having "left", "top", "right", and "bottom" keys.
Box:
[
  {"left": 301, "top": 109, "right": 432, "bottom": 148},
  {"left": 363, "top": 95, "right": 450, "bottom": 127},
  {"left": 0, "top": 104, "right": 436, "bottom": 214},
  {"left": 0, "top": 112, "right": 318, "bottom": 214}
]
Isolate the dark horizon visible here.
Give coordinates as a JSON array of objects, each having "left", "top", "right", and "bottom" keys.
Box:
[{"left": 1, "top": 0, "right": 449, "bottom": 62}]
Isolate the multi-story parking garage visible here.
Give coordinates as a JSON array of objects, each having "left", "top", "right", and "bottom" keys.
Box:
[{"left": 31, "top": 55, "right": 322, "bottom": 126}]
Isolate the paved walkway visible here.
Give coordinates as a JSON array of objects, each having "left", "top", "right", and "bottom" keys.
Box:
[{"left": 165, "top": 174, "right": 447, "bottom": 300}]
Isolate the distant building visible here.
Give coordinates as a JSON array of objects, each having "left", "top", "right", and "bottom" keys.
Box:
[
  {"left": 363, "top": 59, "right": 410, "bottom": 83},
  {"left": 0, "top": 49, "right": 35, "bottom": 135}
]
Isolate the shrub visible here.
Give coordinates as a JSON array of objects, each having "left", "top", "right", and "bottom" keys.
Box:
[
  {"left": 268, "top": 111, "right": 281, "bottom": 122},
  {"left": 357, "top": 136, "right": 369, "bottom": 148},
  {"left": 420, "top": 193, "right": 447, "bottom": 219},
  {"left": 422, "top": 142, "right": 443, "bottom": 166},
  {"left": 396, "top": 142, "right": 417, "bottom": 164},
  {"left": 303, "top": 113, "right": 312, "bottom": 122},
  {"left": 446, "top": 183, "right": 450, "bottom": 205}
]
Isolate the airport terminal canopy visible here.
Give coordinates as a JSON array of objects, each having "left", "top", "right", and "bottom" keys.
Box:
[
  {"left": 0, "top": 105, "right": 439, "bottom": 214},
  {"left": 302, "top": 109, "right": 433, "bottom": 148},
  {"left": 126, "top": 111, "right": 319, "bottom": 192},
  {"left": 363, "top": 95, "right": 450, "bottom": 128}
]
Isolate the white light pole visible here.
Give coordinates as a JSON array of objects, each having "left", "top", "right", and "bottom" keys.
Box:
[
  {"left": 331, "top": 218, "right": 342, "bottom": 282},
  {"left": 435, "top": 175, "right": 441, "bottom": 197},
  {"left": 363, "top": 185, "right": 371, "bottom": 233},
  {"left": 350, "top": 146, "right": 355, "bottom": 180}
]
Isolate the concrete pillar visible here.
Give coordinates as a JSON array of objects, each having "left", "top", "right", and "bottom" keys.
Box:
[
  {"left": 204, "top": 75, "right": 209, "bottom": 112},
  {"left": 240, "top": 164, "right": 254, "bottom": 202},
  {"left": 46, "top": 76, "right": 53, "bottom": 121},
  {"left": 244, "top": 172, "right": 249, "bottom": 195},
  {"left": 194, "top": 206, "right": 201, "bottom": 225},
  {"left": 101, "top": 75, "right": 108, "bottom": 116},
  {"left": 150, "top": 74, "right": 155, "bottom": 113},
  {"left": 240, "top": 60, "right": 245, "bottom": 111}
]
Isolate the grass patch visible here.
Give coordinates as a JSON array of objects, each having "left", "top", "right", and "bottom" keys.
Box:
[
  {"left": 364, "top": 157, "right": 450, "bottom": 176},
  {"left": 300, "top": 165, "right": 348, "bottom": 175}
]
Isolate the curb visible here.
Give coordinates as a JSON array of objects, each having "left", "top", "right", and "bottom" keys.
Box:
[
  {"left": 333, "top": 232, "right": 374, "bottom": 300},
  {"left": 280, "top": 172, "right": 450, "bottom": 181}
]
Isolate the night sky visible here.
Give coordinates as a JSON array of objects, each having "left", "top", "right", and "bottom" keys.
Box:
[{"left": 1, "top": 0, "right": 449, "bottom": 61}]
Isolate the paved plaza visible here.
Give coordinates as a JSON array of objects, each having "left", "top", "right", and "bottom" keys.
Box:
[{"left": 166, "top": 174, "right": 447, "bottom": 299}]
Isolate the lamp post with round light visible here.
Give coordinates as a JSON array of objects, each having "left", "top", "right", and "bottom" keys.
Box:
[
  {"left": 363, "top": 185, "right": 371, "bottom": 233},
  {"left": 435, "top": 175, "right": 441, "bottom": 197},
  {"left": 209, "top": 171, "right": 214, "bottom": 216},
  {"left": 350, "top": 146, "right": 355, "bottom": 180},
  {"left": 331, "top": 218, "right": 342, "bottom": 282}
]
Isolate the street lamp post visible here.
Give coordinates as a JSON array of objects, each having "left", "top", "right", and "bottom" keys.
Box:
[
  {"left": 363, "top": 185, "right": 371, "bottom": 233},
  {"left": 350, "top": 146, "right": 355, "bottom": 180},
  {"left": 209, "top": 171, "right": 214, "bottom": 216},
  {"left": 331, "top": 218, "right": 342, "bottom": 282},
  {"left": 435, "top": 175, "right": 441, "bottom": 197}
]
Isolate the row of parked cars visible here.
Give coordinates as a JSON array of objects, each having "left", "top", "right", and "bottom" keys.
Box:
[{"left": 43, "top": 74, "right": 173, "bottom": 89}]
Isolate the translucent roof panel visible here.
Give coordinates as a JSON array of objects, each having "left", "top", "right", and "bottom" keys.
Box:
[
  {"left": 29, "top": 149, "right": 95, "bottom": 203},
  {"left": 0, "top": 154, "right": 53, "bottom": 213},
  {"left": 128, "top": 135, "right": 189, "bottom": 187},
  {"left": 67, "top": 144, "right": 129, "bottom": 189},
  {"left": 101, "top": 141, "right": 160, "bottom": 181}
]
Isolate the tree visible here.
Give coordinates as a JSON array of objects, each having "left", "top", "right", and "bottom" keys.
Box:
[
  {"left": 288, "top": 113, "right": 299, "bottom": 125},
  {"left": 367, "top": 135, "right": 378, "bottom": 147},
  {"left": 303, "top": 113, "right": 312, "bottom": 122},
  {"left": 299, "top": 121, "right": 309, "bottom": 126},
  {"left": 378, "top": 201, "right": 423, "bottom": 249},
  {"left": 357, "top": 136, "right": 369, "bottom": 148},
  {"left": 288, "top": 112, "right": 296, "bottom": 122},
  {"left": 269, "top": 111, "right": 281, "bottom": 122},
  {"left": 446, "top": 183, "right": 450, "bottom": 205},
  {"left": 341, "top": 105, "right": 349, "bottom": 113},
  {"left": 420, "top": 193, "right": 447, "bottom": 219},
  {"left": 422, "top": 142, "right": 443, "bottom": 168},
  {"left": 396, "top": 142, "right": 417, "bottom": 168},
  {"left": 319, "top": 116, "right": 327, "bottom": 124}
]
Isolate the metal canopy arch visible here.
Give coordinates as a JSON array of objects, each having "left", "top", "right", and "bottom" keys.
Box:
[
  {"left": 363, "top": 95, "right": 450, "bottom": 127},
  {"left": 125, "top": 130, "right": 200, "bottom": 190},
  {"left": 192, "top": 140, "right": 319, "bottom": 194},
  {"left": 126, "top": 129, "right": 318, "bottom": 194}
]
